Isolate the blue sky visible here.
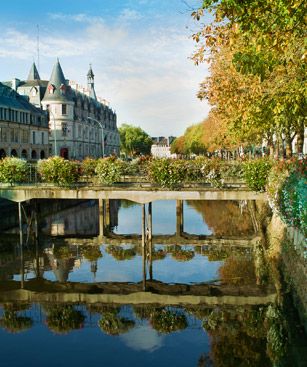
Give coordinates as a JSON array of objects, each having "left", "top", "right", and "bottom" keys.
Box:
[{"left": 0, "top": 0, "right": 210, "bottom": 136}]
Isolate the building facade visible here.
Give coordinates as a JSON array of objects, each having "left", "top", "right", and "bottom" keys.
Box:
[
  {"left": 151, "top": 136, "right": 177, "bottom": 158},
  {"left": 0, "top": 82, "right": 49, "bottom": 160},
  {"left": 4, "top": 60, "right": 120, "bottom": 160}
]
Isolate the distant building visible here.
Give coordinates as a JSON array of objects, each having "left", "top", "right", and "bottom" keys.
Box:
[
  {"left": 151, "top": 136, "right": 177, "bottom": 158},
  {"left": 0, "top": 82, "right": 49, "bottom": 160},
  {"left": 4, "top": 60, "right": 120, "bottom": 159}
]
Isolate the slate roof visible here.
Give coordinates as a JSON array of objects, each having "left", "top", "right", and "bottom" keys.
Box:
[
  {"left": 42, "top": 59, "right": 73, "bottom": 103},
  {"left": 0, "top": 82, "right": 46, "bottom": 116},
  {"left": 27, "top": 62, "right": 41, "bottom": 81}
]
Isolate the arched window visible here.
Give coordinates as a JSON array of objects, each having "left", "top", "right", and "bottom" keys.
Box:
[
  {"left": 40, "top": 150, "right": 45, "bottom": 159},
  {"left": 31, "top": 150, "right": 37, "bottom": 159},
  {"left": 21, "top": 149, "right": 27, "bottom": 159},
  {"left": 11, "top": 149, "right": 18, "bottom": 157},
  {"left": 0, "top": 149, "right": 6, "bottom": 159}
]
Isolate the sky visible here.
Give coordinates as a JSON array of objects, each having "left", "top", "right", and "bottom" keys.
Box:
[{"left": 0, "top": 0, "right": 210, "bottom": 137}]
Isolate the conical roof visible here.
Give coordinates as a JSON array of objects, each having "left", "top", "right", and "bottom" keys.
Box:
[
  {"left": 42, "top": 59, "right": 73, "bottom": 103},
  {"left": 49, "top": 59, "right": 66, "bottom": 86},
  {"left": 27, "top": 62, "right": 41, "bottom": 80},
  {"left": 87, "top": 64, "right": 94, "bottom": 79}
]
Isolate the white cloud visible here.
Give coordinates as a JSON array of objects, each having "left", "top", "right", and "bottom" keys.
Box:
[
  {"left": 48, "top": 12, "right": 104, "bottom": 23},
  {"left": 0, "top": 12, "right": 210, "bottom": 136},
  {"left": 118, "top": 9, "right": 143, "bottom": 22}
]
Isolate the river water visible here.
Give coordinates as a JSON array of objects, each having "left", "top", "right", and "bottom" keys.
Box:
[{"left": 0, "top": 199, "right": 306, "bottom": 367}]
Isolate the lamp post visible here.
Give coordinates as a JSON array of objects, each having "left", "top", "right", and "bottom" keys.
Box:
[
  {"left": 88, "top": 117, "right": 105, "bottom": 157},
  {"left": 48, "top": 108, "right": 57, "bottom": 156}
]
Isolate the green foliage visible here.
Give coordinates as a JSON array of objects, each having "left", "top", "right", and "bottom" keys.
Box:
[
  {"left": 37, "top": 157, "right": 79, "bottom": 186},
  {"left": 99, "top": 312, "right": 135, "bottom": 335},
  {"left": 169, "top": 246, "right": 195, "bottom": 262},
  {"left": 267, "top": 158, "right": 307, "bottom": 236},
  {"left": 0, "top": 311, "right": 33, "bottom": 333},
  {"left": 147, "top": 158, "right": 187, "bottom": 189},
  {"left": 106, "top": 245, "right": 136, "bottom": 260},
  {"left": 81, "top": 245, "right": 102, "bottom": 262},
  {"left": 95, "top": 157, "right": 122, "bottom": 185},
  {"left": 45, "top": 305, "right": 85, "bottom": 334},
  {"left": 279, "top": 160, "right": 307, "bottom": 236},
  {"left": 243, "top": 158, "right": 272, "bottom": 191},
  {"left": 81, "top": 157, "right": 98, "bottom": 177},
  {"left": 0, "top": 157, "right": 29, "bottom": 185},
  {"left": 119, "top": 123, "right": 152, "bottom": 157},
  {"left": 265, "top": 305, "right": 288, "bottom": 363},
  {"left": 150, "top": 308, "right": 187, "bottom": 334}
]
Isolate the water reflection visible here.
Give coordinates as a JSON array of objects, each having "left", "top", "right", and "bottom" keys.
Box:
[{"left": 0, "top": 199, "right": 305, "bottom": 367}]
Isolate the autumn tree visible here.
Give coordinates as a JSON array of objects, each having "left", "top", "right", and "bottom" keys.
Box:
[{"left": 192, "top": 0, "right": 306, "bottom": 156}]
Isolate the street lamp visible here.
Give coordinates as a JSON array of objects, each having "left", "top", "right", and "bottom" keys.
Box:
[
  {"left": 47, "top": 107, "right": 57, "bottom": 156},
  {"left": 88, "top": 117, "right": 105, "bottom": 157}
]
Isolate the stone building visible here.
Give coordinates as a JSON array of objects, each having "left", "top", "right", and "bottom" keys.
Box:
[
  {"left": 4, "top": 60, "right": 120, "bottom": 160},
  {"left": 0, "top": 82, "right": 49, "bottom": 160}
]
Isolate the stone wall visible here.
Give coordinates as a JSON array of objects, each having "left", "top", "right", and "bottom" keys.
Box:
[{"left": 267, "top": 213, "right": 307, "bottom": 333}]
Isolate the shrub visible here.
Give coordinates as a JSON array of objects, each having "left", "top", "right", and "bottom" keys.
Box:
[
  {"left": 81, "top": 157, "right": 98, "bottom": 177},
  {"left": 37, "top": 157, "right": 79, "bottom": 186},
  {"left": 243, "top": 158, "right": 272, "bottom": 191},
  {"left": 147, "top": 158, "right": 187, "bottom": 189},
  {"left": 95, "top": 158, "right": 122, "bottom": 185},
  {"left": 0, "top": 157, "right": 29, "bottom": 185},
  {"left": 150, "top": 309, "right": 187, "bottom": 334},
  {"left": 279, "top": 171, "right": 307, "bottom": 236}
]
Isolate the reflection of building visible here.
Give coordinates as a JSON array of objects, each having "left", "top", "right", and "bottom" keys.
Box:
[
  {"left": 3, "top": 61, "right": 120, "bottom": 159},
  {"left": 151, "top": 136, "right": 176, "bottom": 158},
  {"left": 42, "top": 200, "right": 119, "bottom": 236},
  {"left": 0, "top": 81, "right": 49, "bottom": 160}
]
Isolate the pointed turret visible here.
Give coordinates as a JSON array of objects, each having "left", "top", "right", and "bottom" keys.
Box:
[
  {"left": 42, "top": 59, "right": 73, "bottom": 102},
  {"left": 27, "top": 62, "right": 40, "bottom": 81},
  {"left": 87, "top": 64, "right": 97, "bottom": 100}
]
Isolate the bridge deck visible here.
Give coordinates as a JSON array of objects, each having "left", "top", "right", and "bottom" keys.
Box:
[{"left": 0, "top": 184, "right": 267, "bottom": 203}]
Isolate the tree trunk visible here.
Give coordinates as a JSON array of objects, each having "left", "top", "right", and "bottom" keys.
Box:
[
  {"left": 267, "top": 135, "right": 274, "bottom": 156},
  {"left": 296, "top": 121, "right": 305, "bottom": 154},
  {"left": 285, "top": 134, "right": 293, "bottom": 158}
]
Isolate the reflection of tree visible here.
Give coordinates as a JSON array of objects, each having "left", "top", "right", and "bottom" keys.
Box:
[
  {"left": 81, "top": 245, "right": 102, "bottom": 262},
  {"left": 150, "top": 308, "right": 187, "bottom": 334},
  {"left": 187, "top": 201, "right": 255, "bottom": 236},
  {"left": 151, "top": 249, "right": 167, "bottom": 261},
  {"left": 119, "top": 200, "right": 138, "bottom": 209},
  {"left": 0, "top": 303, "right": 32, "bottom": 334},
  {"left": 195, "top": 245, "right": 229, "bottom": 261},
  {"left": 168, "top": 246, "right": 195, "bottom": 262},
  {"left": 201, "top": 305, "right": 288, "bottom": 366},
  {"left": 219, "top": 255, "right": 256, "bottom": 285},
  {"left": 133, "top": 306, "right": 188, "bottom": 334},
  {"left": 203, "top": 307, "right": 269, "bottom": 367},
  {"left": 45, "top": 304, "right": 85, "bottom": 334},
  {"left": 98, "top": 307, "right": 135, "bottom": 335},
  {"left": 53, "top": 245, "right": 75, "bottom": 259},
  {"left": 106, "top": 245, "right": 136, "bottom": 261}
]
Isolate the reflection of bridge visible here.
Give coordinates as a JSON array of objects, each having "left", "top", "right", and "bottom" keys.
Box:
[
  {"left": 0, "top": 279, "right": 276, "bottom": 306},
  {"left": 63, "top": 233, "right": 261, "bottom": 247}
]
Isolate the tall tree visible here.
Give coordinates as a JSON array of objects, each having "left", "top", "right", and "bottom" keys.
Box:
[
  {"left": 119, "top": 124, "right": 152, "bottom": 157},
  {"left": 192, "top": 0, "right": 306, "bottom": 156}
]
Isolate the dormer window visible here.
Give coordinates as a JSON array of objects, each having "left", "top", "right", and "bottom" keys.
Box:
[
  {"left": 60, "top": 84, "right": 66, "bottom": 94},
  {"left": 31, "top": 87, "right": 38, "bottom": 97},
  {"left": 48, "top": 84, "right": 55, "bottom": 94}
]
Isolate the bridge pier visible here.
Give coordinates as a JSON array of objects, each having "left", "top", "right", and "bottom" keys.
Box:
[
  {"left": 98, "top": 198, "right": 105, "bottom": 238},
  {"left": 18, "top": 202, "right": 23, "bottom": 246},
  {"left": 176, "top": 200, "right": 184, "bottom": 237},
  {"left": 142, "top": 204, "right": 147, "bottom": 291}
]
